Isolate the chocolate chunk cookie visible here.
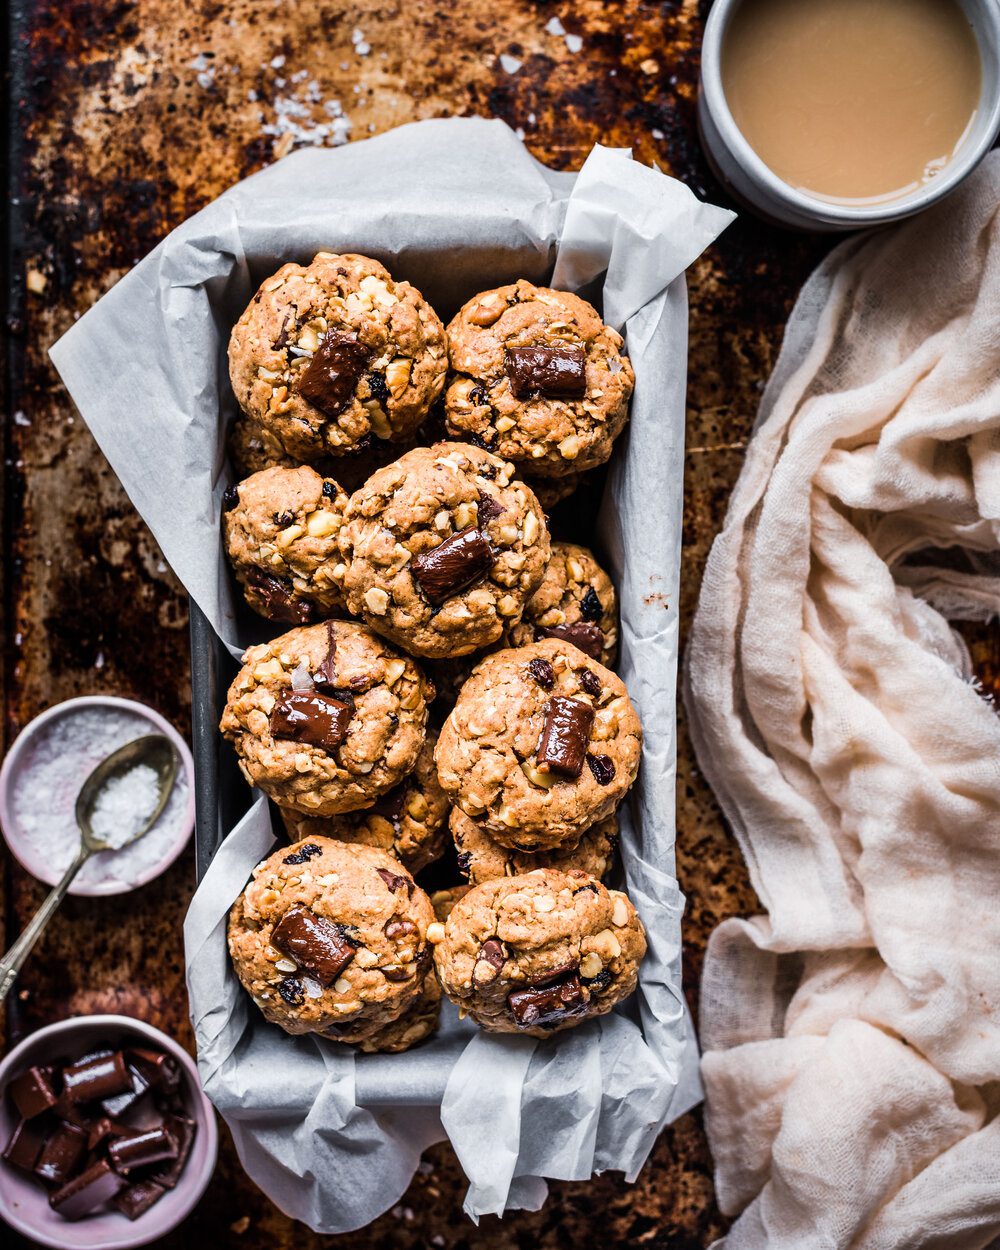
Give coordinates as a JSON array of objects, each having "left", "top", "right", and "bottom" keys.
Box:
[
  {"left": 429, "top": 869, "right": 646, "bottom": 1037},
  {"left": 351, "top": 969, "right": 441, "bottom": 1054},
  {"left": 282, "top": 730, "right": 449, "bottom": 873},
  {"left": 336, "top": 442, "right": 550, "bottom": 659},
  {"left": 223, "top": 466, "right": 348, "bottom": 623},
  {"left": 506, "top": 541, "right": 618, "bottom": 667},
  {"left": 220, "top": 620, "right": 433, "bottom": 816},
  {"left": 444, "top": 281, "right": 634, "bottom": 478},
  {"left": 435, "top": 639, "right": 641, "bottom": 849},
  {"left": 228, "top": 838, "right": 435, "bottom": 1041},
  {"left": 450, "top": 806, "right": 617, "bottom": 885},
  {"left": 229, "top": 253, "right": 447, "bottom": 463}
]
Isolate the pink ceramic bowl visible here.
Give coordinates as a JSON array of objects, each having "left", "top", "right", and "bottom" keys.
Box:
[
  {"left": 0, "top": 1014, "right": 218, "bottom": 1249},
  {"left": 0, "top": 695, "right": 195, "bottom": 897}
]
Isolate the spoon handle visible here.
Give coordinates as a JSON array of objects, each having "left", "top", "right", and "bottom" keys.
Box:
[{"left": 0, "top": 847, "right": 91, "bottom": 1006}]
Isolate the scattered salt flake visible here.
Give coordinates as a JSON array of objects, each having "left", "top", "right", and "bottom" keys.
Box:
[
  {"left": 545, "top": 16, "right": 566, "bottom": 36},
  {"left": 189, "top": 53, "right": 211, "bottom": 71},
  {"left": 527, "top": 111, "right": 536, "bottom": 124},
  {"left": 514, "top": 126, "right": 526, "bottom": 141},
  {"left": 652, "top": 128, "right": 665, "bottom": 140},
  {"left": 247, "top": 88, "right": 258, "bottom": 102},
  {"left": 500, "top": 53, "right": 522, "bottom": 74},
  {"left": 13, "top": 410, "right": 30, "bottom": 426},
  {"left": 270, "top": 54, "right": 286, "bottom": 69},
  {"left": 608, "top": 359, "right": 623, "bottom": 374},
  {"left": 565, "top": 33, "right": 583, "bottom": 53},
  {"left": 291, "top": 662, "right": 314, "bottom": 691},
  {"left": 197, "top": 68, "right": 216, "bottom": 89},
  {"left": 352, "top": 28, "right": 371, "bottom": 55}
]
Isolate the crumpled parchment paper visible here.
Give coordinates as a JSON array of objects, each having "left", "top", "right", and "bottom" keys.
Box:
[{"left": 49, "top": 117, "right": 733, "bottom": 1231}]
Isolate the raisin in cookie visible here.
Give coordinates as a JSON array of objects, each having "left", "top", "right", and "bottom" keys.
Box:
[
  {"left": 228, "top": 838, "right": 435, "bottom": 1041},
  {"left": 451, "top": 806, "right": 617, "bottom": 885},
  {"left": 220, "top": 620, "right": 432, "bottom": 816},
  {"left": 351, "top": 969, "right": 441, "bottom": 1054},
  {"left": 336, "top": 442, "right": 550, "bottom": 659},
  {"left": 229, "top": 253, "right": 447, "bottom": 462},
  {"left": 430, "top": 869, "right": 645, "bottom": 1037},
  {"left": 435, "top": 639, "right": 641, "bottom": 849},
  {"left": 282, "top": 730, "right": 449, "bottom": 873},
  {"left": 506, "top": 541, "right": 618, "bottom": 667},
  {"left": 223, "top": 466, "right": 347, "bottom": 623},
  {"left": 444, "top": 281, "right": 634, "bottom": 478}
]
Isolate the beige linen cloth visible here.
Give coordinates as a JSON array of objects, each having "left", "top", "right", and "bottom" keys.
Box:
[{"left": 684, "top": 153, "right": 1000, "bottom": 1250}]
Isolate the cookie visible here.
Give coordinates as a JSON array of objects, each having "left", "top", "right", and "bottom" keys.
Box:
[
  {"left": 222, "top": 466, "right": 348, "bottom": 623},
  {"left": 220, "top": 620, "right": 433, "bottom": 816},
  {"left": 505, "top": 541, "right": 618, "bottom": 667},
  {"left": 444, "top": 281, "right": 634, "bottom": 478},
  {"left": 429, "top": 869, "right": 646, "bottom": 1037},
  {"left": 228, "top": 253, "right": 447, "bottom": 462},
  {"left": 282, "top": 730, "right": 449, "bottom": 874},
  {"left": 522, "top": 470, "right": 588, "bottom": 513},
  {"left": 435, "top": 638, "right": 641, "bottom": 849},
  {"left": 227, "top": 838, "right": 435, "bottom": 1041},
  {"left": 336, "top": 442, "right": 550, "bottom": 659},
  {"left": 450, "top": 806, "right": 617, "bottom": 885},
  {"left": 351, "top": 969, "right": 441, "bottom": 1054}
]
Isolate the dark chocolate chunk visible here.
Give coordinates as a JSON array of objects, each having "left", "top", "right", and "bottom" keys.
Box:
[
  {"left": 35, "top": 1121, "right": 88, "bottom": 1184},
  {"left": 528, "top": 960, "right": 579, "bottom": 987},
  {"left": 271, "top": 905, "right": 357, "bottom": 986},
  {"left": 508, "top": 971, "right": 588, "bottom": 1029},
  {"left": 150, "top": 1115, "right": 196, "bottom": 1190},
  {"left": 586, "top": 753, "right": 616, "bottom": 786},
  {"left": 376, "top": 866, "right": 412, "bottom": 895},
  {"left": 277, "top": 976, "right": 305, "bottom": 1006},
  {"left": 298, "top": 330, "right": 371, "bottom": 417},
  {"left": 579, "top": 585, "right": 603, "bottom": 622},
  {"left": 113, "top": 1178, "right": 167, "bottom": 1220},
  {"left": 536, "top": 696, "right": 595, "bottom": 778},
  {"left": 269, "top": 691, "right": 353, "bottom": 753},
  {"left": 504, "top": 344, "right": 587, "bottom": 400},
  {"left": 86, "top": 1115, "right": 123, "bottom": 1152},
  {"left": 579, "top": 668, "right": 602, "bottom": 697},
  {"left": 222, "top": 485, "right": 240, "bottom": 511},
  {"left": 100, "top": 1064, "right": 151, "bottom": 1118},
  {"left": 477, "top": 938, "right": 506, "bottom": 970},
  {"left": 527, "top": 657, "right": 555, "bottom": 689},
  {"left": 536, "top": 621, "right": 604, "bottom": 660},
  {"left": 273, "top": 314, "right": 294, "bottom": 351},
  {"left": 476, "top": 489, "right": 504, "bottom": 526},
  {"left": 372, "top": 784, "right": 406, "bottom": 824},
  {"left": 2, "top": 1117, "right": 48, "bottom": 1172},
  {"left": 52, "top": 1091, "right": 96, "bottom": 1130},
  {"left": 49, "top": 1158, "right": 127, "bottom": 1219},
  {"left": 8, "top": 1064, "right": 59, "bottom": 1119},
  {"left": 108, "top": 1125, "right": 178, "bottom": 1175},
  {"left": 282, "top": 842, "right": 324, "bottom": 866},
  {"left": 411, "top": 527, "right": 496, "bottom": 604},
  {"left": 244, "top": 567, "right": 313, "bottom": 624},
  {"left": 128, "top": 1047, "right": 181, "bottom": 1095},
  {"left": 313, "top": 619, "right": 339, "bottom": 689},
  {"left": 384, "top": 918, "right": 416, "bottom": 939},
  {"left": 62, "top": 1051, "right": 131, "bottom": 1105},
  {"left": 456, "top": 850, "right": 473, "bottom": 878}
]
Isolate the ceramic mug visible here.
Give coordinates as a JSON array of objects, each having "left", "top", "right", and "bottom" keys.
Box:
[{"left": 697, "top": 0, "right": 1000, "bottom": 231}]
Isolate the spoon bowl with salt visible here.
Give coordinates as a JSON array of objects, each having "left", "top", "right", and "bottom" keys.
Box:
[{"left": 0, "top": 734, "right": 177, "bottom": 1005}]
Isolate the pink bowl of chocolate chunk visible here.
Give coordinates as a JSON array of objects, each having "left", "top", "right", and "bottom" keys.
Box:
[{"left": 0, "top": 1014, "right": 217, "bottom": 1249}]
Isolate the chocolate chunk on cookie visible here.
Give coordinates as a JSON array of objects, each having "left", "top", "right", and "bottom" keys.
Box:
[{"left": 506, "top": 541, "right": 618, "bottom": 667}]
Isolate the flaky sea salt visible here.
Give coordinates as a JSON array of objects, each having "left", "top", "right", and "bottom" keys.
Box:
[{"left": 9, "top": 707, "right": 190, "bottom": 889}]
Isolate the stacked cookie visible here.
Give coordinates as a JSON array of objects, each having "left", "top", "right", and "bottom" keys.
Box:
[{"left": 222, "top": 253, "right": 646, "bottom": 1050}]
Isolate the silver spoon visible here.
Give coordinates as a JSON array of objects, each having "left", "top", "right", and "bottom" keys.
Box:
[{"left": 0, "top": 734, "right": 178, "bottom": 1005}]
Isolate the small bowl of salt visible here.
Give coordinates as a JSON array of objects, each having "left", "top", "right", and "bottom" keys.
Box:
[{"left": 0, "top": 696, "right": 194, "bottom": 897}]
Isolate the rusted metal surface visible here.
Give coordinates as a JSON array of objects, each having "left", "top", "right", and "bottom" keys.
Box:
[{"left": 1, "top": 0, "right": 837, "bottom": 1244}]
